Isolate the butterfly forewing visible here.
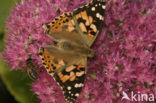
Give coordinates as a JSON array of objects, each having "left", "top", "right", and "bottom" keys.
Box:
[
  {"left": 44, "top": 12, "right": 76, "bottom": 35},
  {"left": 43, "top": 0, "right": 106, "bottom": 47},
  {"left": 73, "top": 0, "right": 106, "bottom": 46}
]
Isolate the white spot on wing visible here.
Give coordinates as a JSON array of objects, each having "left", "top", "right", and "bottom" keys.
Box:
[
  {"left": 74, "top": 83, "right": 78, "bottom": 88},
  {"left": 96, "top": 13, "right": 100, "bottom": 18},
  {"left": 75, "top": 93, "right": 79, "bottom": 97},
  {"left": 67, "top": 86, "right": 71, "bottom": 90},
  {"left": 74, "top": 83, "right": 84, "bottom": 88},
  {"left": 91, "top": 7, "right": 95, "bottom": 11},
  {"left": 96, "top": 13, "right": 104, "bottom": 20},
  {"left": 102, "top": 5, "right": 106, "bottom": 9}
]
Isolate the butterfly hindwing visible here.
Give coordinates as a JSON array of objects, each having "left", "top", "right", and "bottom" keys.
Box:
[
  {"left": 39, "top": 45, "right": 85, "bottom": 73},
  {"left": 54, "top": 63, "right": 86, "bottom": 103},
  {"left": 39, "top": 47, "right": 62, "bottom": 76},
  {"left": 39, "top": 46, "right": 80, "bottom": 76},
  {"left": 39, "top": 46, "right": 87, "bottom": 103}
]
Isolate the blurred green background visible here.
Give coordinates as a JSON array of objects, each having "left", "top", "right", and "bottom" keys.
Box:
[{"left": 0, "top": 0, "right": 39, "bottom": 103}]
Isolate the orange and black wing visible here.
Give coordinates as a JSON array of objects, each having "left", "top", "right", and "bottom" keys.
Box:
[
  {"left": 43, "top": 0, "right": 106, "bottom": 47},
  {"left": 73, "top": 0, "right": 106, "bottom": 46},
  {"left": 43, "top": 12, "right": 77, "bottom": 35},
  {"left": 39, "top": 46, "right": 87, "bottom": 103}
]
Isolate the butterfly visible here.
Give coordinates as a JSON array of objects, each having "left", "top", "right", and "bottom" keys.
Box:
[
  {"left": 25, "top": 58, "right": 39, "bottom": 81},
  {"left": 39, "top": 0, "right": 106, "bottom": 102}
]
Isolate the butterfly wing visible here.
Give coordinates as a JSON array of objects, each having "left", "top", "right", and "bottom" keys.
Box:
[
  {"left": 43, "top": 13, "right": 87, "bottom": 46},
  {"left": 43, "top": 0, "right": 106, "bottom": 47},
  {"left": 73, "top": 0, "right": 106, "bottom": 46},
  {"left": 54, "top": 59, "right": 87, "bottom": 103},
  {"left": 43, "top": 12, "right": 80, "bottom": 39},
  {"left": 39, "top": 46, "right": 87, "bottom": 103},
  {"left": 44, "top": 12, "right": 75, "bottom": 34}
]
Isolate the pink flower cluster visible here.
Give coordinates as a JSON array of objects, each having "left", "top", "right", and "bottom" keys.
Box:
[{"left": 3, "top": 0, "right": 156, "bottom": 103}]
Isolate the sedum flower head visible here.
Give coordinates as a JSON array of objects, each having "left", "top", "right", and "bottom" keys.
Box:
[{"left": 3, "top": 0, "right": 156, "bottom": 103}]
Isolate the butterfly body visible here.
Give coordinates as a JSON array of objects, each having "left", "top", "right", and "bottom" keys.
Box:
[
  {"left": 40, "top": 0, "right": 106, "bottom": 103},
  {"left": 57, "top": 40, "right": 95, "bottom": 57}
]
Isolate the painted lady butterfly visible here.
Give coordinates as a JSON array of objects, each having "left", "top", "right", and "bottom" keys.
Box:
[{"left": 39, "top": 0, "right": 106, "bottom": 102}]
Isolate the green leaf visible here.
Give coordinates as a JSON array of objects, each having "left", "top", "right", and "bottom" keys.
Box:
[{"left": 0, "top": 56, "right": 39, "bottom": 103}]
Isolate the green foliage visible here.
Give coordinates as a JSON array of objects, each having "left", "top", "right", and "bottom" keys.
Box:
[{"left": 0, "top": 58, "right": 39, "bottom": 103}]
